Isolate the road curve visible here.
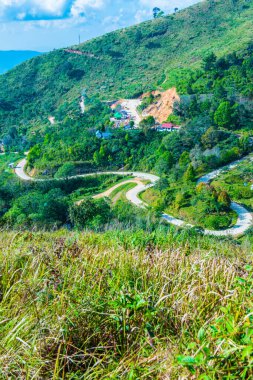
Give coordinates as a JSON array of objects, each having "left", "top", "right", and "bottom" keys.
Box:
[{"left": 14, "top": 157, "right": 252, "bottom": 237}]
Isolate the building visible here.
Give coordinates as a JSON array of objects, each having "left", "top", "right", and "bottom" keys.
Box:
[
  {"left": 156, "top": 123, "right": 181, "bottom": 132},
  {"left": 114, "top": 112, "right": 123, "bottom": 120},
  {"left": 124, "top": 124, "right": 134, "bottom": 130},
  {"left": 96, "top": 130, "right": 113, "bottom": 139}
]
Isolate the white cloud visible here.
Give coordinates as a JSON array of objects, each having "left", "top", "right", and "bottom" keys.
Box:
[
  {"left": 134, "top": 9, "right": 149, "bottom": 23},
  {"left": 16, "top": 11, "right": 26, "bottom": 20},
  {"left": 32, "top": 0, "right": 67, "bottom": 16},
  {"left": 0, "top": 0, "right": 68, "bottom": 18},
  {"left": 70, "top": 0, "right": 106, "bottom": 18}
]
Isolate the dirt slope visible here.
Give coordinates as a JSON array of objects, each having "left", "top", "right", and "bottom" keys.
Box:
[{"left": 142, "top": 88, "right": 180, "bottom": 123}]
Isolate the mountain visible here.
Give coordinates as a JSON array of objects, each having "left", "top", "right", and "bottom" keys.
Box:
[
  {"left": 0, "top": 0, "right": 252, "bottom": 133},
  {"left": 0, "top": 50, "right": 42, "bottom": 74}
]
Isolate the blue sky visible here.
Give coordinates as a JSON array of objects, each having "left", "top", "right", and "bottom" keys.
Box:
[{"left": 0, "top": 0, "right": 201, "bottom": 51}]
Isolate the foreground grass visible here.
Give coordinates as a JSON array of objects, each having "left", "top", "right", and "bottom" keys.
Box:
[{"left": 0, "top": 228, "right": 253, "bottom": 379}]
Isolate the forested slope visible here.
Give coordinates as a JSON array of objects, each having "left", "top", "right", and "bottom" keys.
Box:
[{"left": 0, "top": 0, "right": 252, "bottom": 133}]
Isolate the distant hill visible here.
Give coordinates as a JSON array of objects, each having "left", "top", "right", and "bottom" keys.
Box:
[
  {"left": 0, "top": 0, "right": 252, "bottom": 133},
  {"left": 0, "top": 50, "right": 42, "bottom": 74}
]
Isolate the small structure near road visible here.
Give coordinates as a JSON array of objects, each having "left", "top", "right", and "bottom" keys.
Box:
[
  {"left": 110, "top": 99, "right": 141, "bottom": 129},
  {"left": 0, "top": 141, "right": 5, "bottom": 153},
  {"left": 96, "top": 130, "right": 113, "bottom": 139},
  {"left": 156, "top": 123, "right": 181, "bottom": 132}
]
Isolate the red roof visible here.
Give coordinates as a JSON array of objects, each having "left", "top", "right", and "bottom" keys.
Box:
[{"left": 161, "top": 123, "right": 180, "bottom": 129}]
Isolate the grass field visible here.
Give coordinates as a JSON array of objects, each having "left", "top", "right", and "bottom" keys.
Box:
[
  {"left": 0, "top": 229, "right": 253, "bottom": 379},
  {"left": 108, "top": 182, "right": 138, "bottom": 202}
]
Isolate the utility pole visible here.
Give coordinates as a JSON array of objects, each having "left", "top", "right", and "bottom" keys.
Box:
[{"left": 78, "top": 34, "right": 81, "bottom": 45}]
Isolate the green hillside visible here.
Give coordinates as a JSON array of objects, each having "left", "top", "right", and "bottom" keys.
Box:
[{"left": 0, "top": 0, "right": 252, "bottom": 133}]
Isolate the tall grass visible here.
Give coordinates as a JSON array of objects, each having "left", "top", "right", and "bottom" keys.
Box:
[{"left": 0, "top": 229, "right": 252, "bottom": 379}]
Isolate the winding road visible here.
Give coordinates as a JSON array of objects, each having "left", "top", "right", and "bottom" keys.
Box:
[{"left": 14, "top": 156, "right": 253, "bottom": 237}]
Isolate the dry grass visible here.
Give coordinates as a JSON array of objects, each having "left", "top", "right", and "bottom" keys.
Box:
[{"left": 0, "top": 229, "right": 252, "bottom": 379}]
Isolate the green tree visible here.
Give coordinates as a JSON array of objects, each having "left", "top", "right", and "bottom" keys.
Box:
[
  {"left": 69, "top": 198, "right": 111, "bottom": 229},
  {"left": 140, "top": 116, "right": 155, "bottom": 128},
  {"left": 239, "top": 136, "right": 251, "bottom": 153},
  {"left": 55, "top": 162, "right": 75, "bottom": 179},
  {"left": 175, "top": 192, "right": 187, "bottom": 210},
  {"left": 155, "top": 152, "right": 174, "bottom": 174},
  {"left": 183, "top": 164, "right": 196, "bottom": 182},
  {"left": 203, "top": 52, "right": 217, "bottom": 71},
  {"left": 27, "top": 144, "right": 42, "bottom": 166},
  {"left": 214, "top": 101, "right": 233, "bottom": 129},
  {"left": 153, "top": 7, "right": 164, "bottom": 18},
  {"left": 179, "top": 151, "right": 190, "bottom": 168},
  {"left": 130, "top": 120, "right": 135, "bottom": 128},
  {"left": 218, "top": 190, "right": 231, "bottom": 210}
]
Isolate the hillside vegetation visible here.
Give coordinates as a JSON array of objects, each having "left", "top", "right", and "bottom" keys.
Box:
[
  {"left": 0, "top": 229, "right": 253, "bottom": 379},
  {"left": 0, "top": 0, "right": 253, "bottom": 133}
]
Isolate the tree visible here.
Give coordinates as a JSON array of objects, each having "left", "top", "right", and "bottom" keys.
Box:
[
  {"left": 140, "top": 116, "right": 155, "bottom": 129},
  {"left": 153, "top": 7, "right": 164, "bottom": 18},
  {"left": 201, "top": 127, "right": 230, "bottom": 149},
  {"left": 155, "top": 152, "right": 174, "bottom": 174},
  {"left": 214, "top": 101, "right": 241, "bottom": 130},
  {"left": 134, "top": 30, "right": 143, "bottom": 43},
  {"left": 203, "top": 52, "right": 217, "bottom": 71},
  {"left": 140, "top": 116, "right": 155, "bottom": 136},
  {"left": 213, "top": 84, "right": 227, "bottom": 100},
  {"left": 167, "top": 114, "right": 181, "bottom": 124},
  {"left": 183, "top": 164, "right": 196, "bottom": 182},
  {"left": 43, "top": 199, "right": 68, "bottom": 224},
  {"left": 239, "top": 136, "right": 251, "bottom": 154},
  {"left": 69, "top": 199, "right": 97, "bottom": 228},
  {"left": 69, "top": 198, "right": 111, "bottom": 229},
  {"left": 175, "top": 192, "right": 187, "bottom": 210},
  {"left": 218, "top": 191, "right": 231, "bottom": 210},
  {"left": 55, "top": 162, "right": 75, "bottom": 179},
  {"left": 27, "top": 144, "right": 42, "bottom": 166},
  {"left": 179, "top": 151, "right": 190, "bottom": 168},
  {"left": 155, "top": 176, "right": 169, "bottom": 191}
]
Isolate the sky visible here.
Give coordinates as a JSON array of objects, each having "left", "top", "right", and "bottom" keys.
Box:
[{"left": 0, "top": 0, "right": 201, "bottom": 51}]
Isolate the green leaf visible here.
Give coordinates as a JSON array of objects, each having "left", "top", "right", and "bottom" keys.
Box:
[
  {"left": 242, "top": 345, "right": 253, "bottom": 359},
  {"left": 188, "top": 342, "right": 197, "bottom": 349},
  {"left": 177, "top": 355, "right": 198, "bottom": 365},
  {"left": 198, "top": 327, "right": 206, "bottom": 341}
]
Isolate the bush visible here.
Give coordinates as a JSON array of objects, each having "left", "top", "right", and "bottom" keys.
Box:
[
  {"left": 204, "top": 214, "right": 232, "bottom": 230},
  {"left": 69, "top": 198, "right": 111, "bottom": 229}
]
